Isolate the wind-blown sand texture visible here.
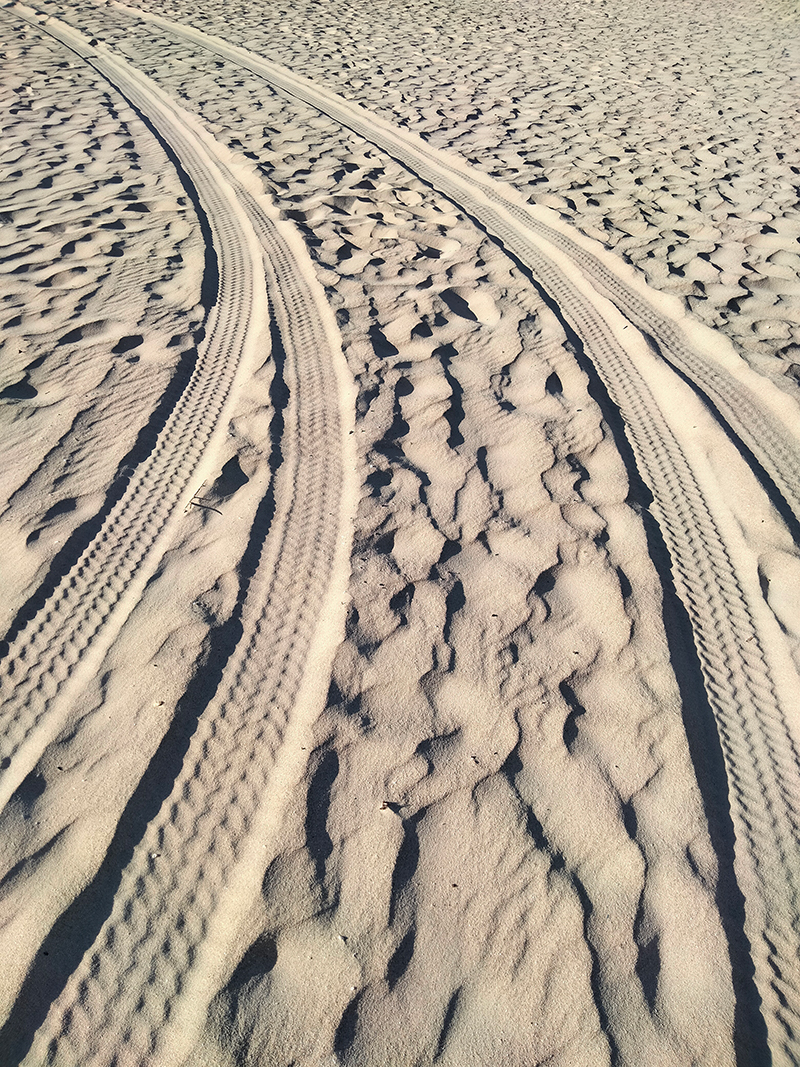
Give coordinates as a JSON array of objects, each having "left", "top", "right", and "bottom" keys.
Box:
[{"left": 1, "top": 0, "right": 799, "bottom": 1064}]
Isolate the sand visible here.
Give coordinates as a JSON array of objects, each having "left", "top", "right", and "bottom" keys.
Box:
[{"left": 0, "top": 0, "right": 799, "bottom": 1064}]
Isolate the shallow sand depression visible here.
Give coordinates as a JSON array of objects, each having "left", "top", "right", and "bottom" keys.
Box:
[{"left": 1, "top": 0, "right": 799, "bottom": 1064}]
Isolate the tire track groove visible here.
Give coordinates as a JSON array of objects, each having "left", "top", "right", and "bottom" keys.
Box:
[{"left": 497, "top": 199, "right": 800, "bottom": 525}]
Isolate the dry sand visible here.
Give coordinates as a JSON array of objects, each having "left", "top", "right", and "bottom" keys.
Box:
[{"left": 1, "top": 0, "right": 799, "bottom": 1064}]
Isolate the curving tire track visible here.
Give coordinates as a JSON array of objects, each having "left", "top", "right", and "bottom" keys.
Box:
[
  {"left": 495, "top": 202, "right": 800, "bottom": 525},
  {"left": 104, "top": 8, "right": 800, "bottom": 1060},
  {"left": 5, "top": 10, "right": 357, "bottom": 1067},
  {"left": 23, "top": 188, "right": 356, "bottom": 1065}
]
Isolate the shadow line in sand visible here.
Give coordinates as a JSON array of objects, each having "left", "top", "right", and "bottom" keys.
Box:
[
  {"left": 0, "top": 314, "right": 288, "bottom": 1064},
  {"left": 305, "top": 747, "right": 339, "bottom": 888}
]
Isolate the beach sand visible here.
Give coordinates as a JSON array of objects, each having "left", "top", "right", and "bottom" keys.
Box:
[{"left": 1, "top": 0, "right": 799, "bottom": 1063}]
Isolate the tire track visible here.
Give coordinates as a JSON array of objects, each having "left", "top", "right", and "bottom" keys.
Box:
[
  {"left": 104, "top": 9, "right": 800, "bottom": 1059},
  {"left": 0, "top": 5, "right": 270, "bottom": 816},
  {"left": 6, "top": 10, "right": 357, "bottom": 1067},
  {"left": 117, "top": 0, "right": 800, "bottom": 529},
  {"left": 23, "top": 212, "right": 355, "bottom": 1066}
]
